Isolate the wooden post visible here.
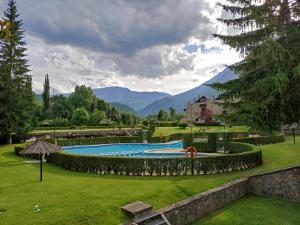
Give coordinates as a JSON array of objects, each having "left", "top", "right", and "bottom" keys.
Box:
[{"left": 40, "top": 154, "right": 43, "bottom": 181}]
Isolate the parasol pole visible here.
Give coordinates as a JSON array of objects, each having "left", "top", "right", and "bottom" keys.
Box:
[{"left": 40, "top": 154, "right": 43, "bottom": 181}]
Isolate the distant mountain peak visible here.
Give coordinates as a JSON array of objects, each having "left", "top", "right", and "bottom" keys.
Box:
[{"left": 137, "top": 68, "right": 237, "bottom": 116}]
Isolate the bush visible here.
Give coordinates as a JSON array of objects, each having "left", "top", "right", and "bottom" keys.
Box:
[
  {"left": 192, "top": 141, "right": 209, "bottom": 152},
  {"left": 55, "top": 136, "right": 142, "bottom": 146},
  {"left": 207, "top": 132, "right": 218, "bottom": 152},
  {"left": 183, "top": 133, "right": 193, "bottom": 148},
  {"left": 71, "top": 108, "right": 89, "bottom": 126},
  {"left": 50, "top": 144, "right": 262, "bottom": 176},
  {"left": 233, "top": 134, "right": 285, "bottom": 145},
  {"left": 178, "top": 122, "right": 188, "bottom": 129},
  {"left": 142, "top": 120, "right": 149, "bottom": 127},
  {"left": 155, "top": 121, "right": 178, "bottom": 127}
]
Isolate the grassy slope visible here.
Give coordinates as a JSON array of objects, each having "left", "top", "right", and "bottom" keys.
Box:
[
  {"left": 194, "top": 194, "right": 300, "bottom": 225},
  {"left": 154, "top": 126, "right": 249, "bottom": 136},
  {"left": 0, "top": 136, "right": 299, "bottom": 225}
]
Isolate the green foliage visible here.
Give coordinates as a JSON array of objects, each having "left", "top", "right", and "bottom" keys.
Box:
[
  {"left": 42, "top": 74, "right": 50, "bottom": 111},
  {"left": 155, "top": 121, "right": 178, "bottom": 127},
  {"left": 55, "top": 136, "right": 142, "bottom": 146},
  {"left": 88, "top": 110, "right": 106, "bottom": 126},
  {"left": 138, "top": 131, "right": 144, "bottom": 143},
  {"left": 183, "top": 133, "right": 193, "bottom": 148},
  {"left": 50, "top": 144, "right": 262, "bottom": 176},
  {"left": 212, "top": 0, "right": 300, "bottom": 133},
  {"left": 69, "top": 85, "right": 94, "bottom": 112},
  {"left": 208, "top": 132, "right": 218, "bottom": 152},
  {"left": 142, "top": 120, "right": 149, "bottom": 127},
  {"left": 51, "top": 95, "right": 73, "bottom": 119},
  {"left": 233, "top": 134, "right": 285, "bottom": 146},
  {"left": 178, "top": 122, "right": 188, "bottom": 129},
  {"left": 157, "top": 109, "right": 168, "bottom": 121},
  {"left": 71, "top": 108, "right": 89, "bottom": 126},
  {"left": 0, "top": 0, "right": 34, "bottom": 143},
  {"left": 40, "top": 118, "right": 70, "bottom": 127}
]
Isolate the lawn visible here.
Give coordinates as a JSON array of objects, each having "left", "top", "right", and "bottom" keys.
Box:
[
  {"left": 0, "top": 136, "right": 299, "bottom": 225},
  {"left": 193, "top": 194, "right": 300, "bottom": 225},
  {"left": 154, "top": 125, "right": 249, "bottom": 136}
]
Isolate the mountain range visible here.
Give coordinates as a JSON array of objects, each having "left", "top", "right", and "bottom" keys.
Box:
[
  {"left": 136, "top": 68, "right": 237, "bottom": 116},
  {"left": 90, "top": 68, "right": 237, "bottom": 116},
  {"left": 37, "top": 68, "right": 237, "bottom": 117},
  {"left": 92, "top": 87, "right": 170, "bottom": 110}
]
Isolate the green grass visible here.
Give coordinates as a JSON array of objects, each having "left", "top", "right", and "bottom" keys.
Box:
[
  {"left": 0, "top": 136, "right": 299, "bottom": 225},
  {"left": 193, "top": 194, "right": 300, "bottom": 225},
  {"left": 154, "top": 126, "right": 249, "bottom": 136}
]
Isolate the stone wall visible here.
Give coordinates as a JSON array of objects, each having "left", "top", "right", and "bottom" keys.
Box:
[
  {"left": 250, "top": 167, "right": 300, "bottom": 202},
  {"left": 160, "top": 178, "right": 250, "bottom": 225},
  {"left": 156, "top": 166, "right": 300, "bottom": 225}
]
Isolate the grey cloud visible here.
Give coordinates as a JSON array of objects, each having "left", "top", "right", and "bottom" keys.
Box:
[{"left": 17, "top": 0, "right": 214, "bottom": 55}]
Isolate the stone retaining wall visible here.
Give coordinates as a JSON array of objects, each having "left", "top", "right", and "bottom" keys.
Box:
[
  {"left": 160, "top": 178, "right": 250, "bottom": 225},
  {"left": 250, "top": 167, "right": 300, "bottom": 202},
  {"left": 156, "top": 166, "right": 300, "bottom": 225}
]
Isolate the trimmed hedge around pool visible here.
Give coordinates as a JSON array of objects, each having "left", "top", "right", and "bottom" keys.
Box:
[
  {"left": 191, "top": 134, "right": 285, "bottom": 153},
  {"left": 233, "top": 134, "right": 285, "bottom": 145},
  {"left": 39, "top": 142, "right": 261, "bottom": 176}
]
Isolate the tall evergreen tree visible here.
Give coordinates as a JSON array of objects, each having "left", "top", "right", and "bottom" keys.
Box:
[
  {"left": 0, "top": 0, "right": 33, "bottom": 143},
  {"left": 211, "top": 0, "right": 300, "bottom": 133},
  {"left": 42, "top": 74, "right": 50, "bottom": 110}
]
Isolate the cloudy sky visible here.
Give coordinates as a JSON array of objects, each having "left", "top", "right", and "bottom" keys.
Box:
[{"left": 3, "top": 0, "right": 241, "bottom": 94}]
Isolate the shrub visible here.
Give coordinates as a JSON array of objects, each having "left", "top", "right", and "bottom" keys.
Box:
[
  {"left": 155, "top": 121, "right": 178, "bottom": 127},
  {"left": 149, "top": 125, "right": 156, "bottom": 134},
  {"left": 142, "top": 120, "right": 149, "bottom": 127},
  {"left": 88, "top": 110, "right": 106, "bottom": 126},
  {"left": 55, "top": 136, "right": 142, "bottom": 146},
  {"left": 50, "top": 144, "right": 262, "bottom": 176},
  {"left": 183, "top": 133, "right": 193, "bottom": 148},
  {"left": 233, "top": 134, "right": 285, "bottom": 145},
  {"left": 192, "top": 141, "right": 209, "bottom": 152},
  {"left": 178, "top": 122, "right": 188, "bottom": 129},
  {"left": 52, "top": 118, "right": 69, "bottom": 127},
  {"left": 138, "top": 131, "right": 144, "bottom": 143},
  {"left": 207, "top": 132, "right": 218, "bottom": 152},
  {"left": 71, "top": 108, "right": 89, "bottom": 126}
]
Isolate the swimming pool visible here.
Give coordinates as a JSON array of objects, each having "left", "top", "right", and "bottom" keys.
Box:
[{"left": 62, "top": 141, "right": 198, "bottom": 158}]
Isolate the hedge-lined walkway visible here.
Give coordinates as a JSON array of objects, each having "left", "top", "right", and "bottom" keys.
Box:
[{"left": 0, "top": 136, "right": 299, "bottom": 225}]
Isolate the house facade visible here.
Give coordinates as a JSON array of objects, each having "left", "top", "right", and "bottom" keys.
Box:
[{"left": 184, "top": 96, "right": 225, "bottom": 123}]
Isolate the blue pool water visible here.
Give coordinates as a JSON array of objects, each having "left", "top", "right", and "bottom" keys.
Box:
[{"left": 62, "top": 142, "right": 189, "bottom": 158}]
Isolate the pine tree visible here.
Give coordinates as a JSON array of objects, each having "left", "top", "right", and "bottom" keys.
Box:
[
  {"left": 42, "top": 74, "right": 50, "bottom": 110},
  {"left": 0, "top": 0, "right": 33, "bottom": 143},
  {"left": 211, "top": 0, "right": 300, "bottom": 133}
]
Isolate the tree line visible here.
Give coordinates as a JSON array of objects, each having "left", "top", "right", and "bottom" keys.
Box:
[{"left": 36, "top": 77, "right": 140, "bottom": 127}]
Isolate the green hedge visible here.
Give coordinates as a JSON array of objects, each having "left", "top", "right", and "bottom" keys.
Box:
[
  {"left": 33, "top": 125, "right": 141, "bottom": 130},
  {"left": 54, "top": 136, "right": 142, "bottom": 146},
  {"left": 224, "top": 142, "right": 254, "bottom": 153},
  {"left": 183, "top": 133, "right": 193, "bottom": 148},
  {"left": 50, "top": 145, "right": 262, "bottom": 176},
  {"left": 192, "top": 141, "right": 210, "bottom": 152},
  {"left": 233, "top": 134, "right": 285, "bottom": 145},
  {"left": 155, "top": 122, "right": 178, "bottom": 127}
]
